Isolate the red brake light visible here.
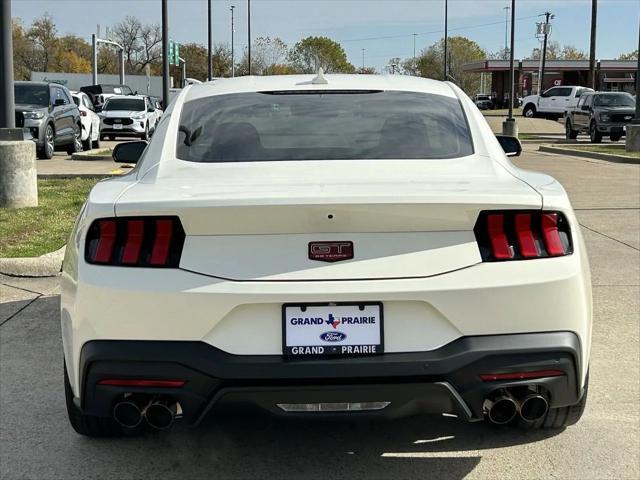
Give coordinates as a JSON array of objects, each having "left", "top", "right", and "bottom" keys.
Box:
[
  {"left": 97, "top": 379, "right": 185, "bottom": 388},
  {"left": 479, "top": 370, "right": 565, "bottom": 382},
  {"left": 474, "top": 210, "right": 572, "bottom": 261},
  {"left": 80, "top": 110, "right": 87, "bottom": 117},
  {"left": 85, "top": 216, "right": 184, "bottom": 267}
]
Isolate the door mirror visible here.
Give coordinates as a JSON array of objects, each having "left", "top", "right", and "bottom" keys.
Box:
[
  {"left": 495, "top": 135, "right": 522, "bottom": 157},
  {"left": 112, "top": 141, "right": 148, "bottom": 164},
  {"left": 53, "top": 98, "right": 66, "bottom": 106},
  {"left": 581, "top": 104, "right": 590, "bottom": 111}
]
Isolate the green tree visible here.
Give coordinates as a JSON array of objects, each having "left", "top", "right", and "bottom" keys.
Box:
[
  {"left": 288, "top": 36, "right": 355, "bottom": 73},
  {"left": 528, "top": 42, "right": 586, "bottom": 60},
  {"left": 27, "top": 14, "right": 58, "bottom": 72},
  {"left": 413, "top": 36, "right": 486, "bottom": 93},
  {"left": 211, "top": 44, "right": 232, "bottom": 77},
  {"left": 177, "top": 42, "right": 208, "bottom": 81},
  {"left": 618, "top": 49, "right": 638, "bottom": 60}
]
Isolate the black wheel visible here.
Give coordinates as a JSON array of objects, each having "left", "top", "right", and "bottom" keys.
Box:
[
  {"left": 92, "top": 134, "right": 101, "bottom": 149},
  {"left": 522, "top": 105, "right": 536, "bottom": 118},
  {"left": 565, "top": 119, "right": 578, "bottom": 140},
  {"left": 141, "top": 124, "right": 150, "bottom": 141},
  {"left": 516, "top": 371, "right": 589, "bottom": 430},
  {"left": 37, "top": 124, "right": 55, "bottom": 159},
  {"left": 590, "top": 122, "right": 602, "bottom": 143},
  {"left": 66, "top": 123, "right": 83, "bottom": 154},
  {"left": 610, "top": 133, "right": 622, "bottom": 142},
  {"left": 108, "top": 135, "right": 116, "bottom": 141},
  {"left": 82, "top": 126, "right": 92, "bottom": 151},
  {"left": 64, "top": 362, "right": 133, "bottom": 437}
]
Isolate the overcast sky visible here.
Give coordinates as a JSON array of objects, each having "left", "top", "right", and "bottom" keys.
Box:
[{"left": 11, "top": 0, "right": 640, "bottom": 71}]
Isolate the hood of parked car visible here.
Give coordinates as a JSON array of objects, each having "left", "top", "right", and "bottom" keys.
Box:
[
  {"left": 15, "top": 104, "right": 48, "bottom": 113},
  {"left": 100, "top": 110, "right": 145, "bottom": 118}
]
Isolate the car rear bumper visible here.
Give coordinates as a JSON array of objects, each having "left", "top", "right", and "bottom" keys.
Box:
[{"left": 77, "top": 332, "right": 583, "bottom": 424}]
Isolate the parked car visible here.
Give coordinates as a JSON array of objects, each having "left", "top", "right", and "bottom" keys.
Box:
[
  {"left": 98, "top": 95, "right": 158, "bottom": 141},
  {"left": 564, "top": 91, "right": 636, "bottom": 142},
  {"left": 71, "top": 91, "right": 101, "bottom": 150},
  {"left": 473, "top": 94, "right": 493, "bottom": 110},
  {"left": 522, "top": 86, "right": 593, "bottom": 119},
  {"left": 80, "top": 84, "right": 135, "bottom": 111},
  {"left": 149, "top": 96, "right": 164, "bottom": 120},
  {"left": 14, "top": 81, "right": 83, "bottom": 159},
  {"left": 62, "top": 74, "right": 591, "bottom": 437}
]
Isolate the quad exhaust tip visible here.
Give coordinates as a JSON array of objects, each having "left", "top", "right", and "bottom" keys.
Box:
[
  {"left": 519, "top": 393, "right": 549, "bottom": 422},
  {"left": 483, "top": 394, "right": 518, "bottom": 425},
  {"left": 113, "top": 396, "right": 181, "bottom": 430},
  {"left": 113, "top": 401, "right": 143, "bottom": 429},
  {"left": 144, "top": 400, "right": 178, "bottom": 430}
]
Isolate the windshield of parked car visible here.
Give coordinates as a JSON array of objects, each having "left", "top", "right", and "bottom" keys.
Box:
[
  {"left": 177, "top": 91, "right": 473, "bottom": 162},
  {"left": 14, "top": 84, "right": 49, "bottom": 107},
  {"left": 477, "top": 95, "right": 490, "bottom": 101},
  {"left": 593, "top": 93, "right": 635, "bottom": 107},
  {"left": 103, "top": 98, "right": 145, "bottom": 111}
]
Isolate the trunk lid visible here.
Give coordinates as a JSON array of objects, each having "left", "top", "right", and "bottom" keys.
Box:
[{"left": 115, "top": 157, "right": 541, "bottom": 280}]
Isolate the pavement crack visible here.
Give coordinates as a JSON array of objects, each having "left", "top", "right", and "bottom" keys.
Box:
[
  {"left": 0, "top": 294, "right": 43, "bottom": 328},
  {"left": 574, "top": 207, "right": 640, "bottom": 211},
  {"left": 0, "top": 282, "right": 49, "bottom": 296},
  {"left": 579, "top": 223, "right": 640, "bottom": 252}
]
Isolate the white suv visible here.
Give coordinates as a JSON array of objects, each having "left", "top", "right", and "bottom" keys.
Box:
[{"left": 98, "top": 95, "right": 158, "bottom": 141}]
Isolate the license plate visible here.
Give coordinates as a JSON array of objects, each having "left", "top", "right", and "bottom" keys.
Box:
[
  {"left": 113, "top": 124, "right": 123, "bottom": 130},
  {"left": 283, "top": 302, "right": 383, "bottom": 356}
]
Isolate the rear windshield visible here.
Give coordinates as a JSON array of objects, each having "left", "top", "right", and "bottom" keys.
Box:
[
  {"left": 177, "top": 91, "right": 473, "bottom": 162},
  {"left": 593, "top": 93, "right": 635, "bottom": 107},
  {"left": 14, "top": 84, "right": 49, "bottom": 106},
  {"left": 103, "top": 98, "right": 145, "bottom": 111}
]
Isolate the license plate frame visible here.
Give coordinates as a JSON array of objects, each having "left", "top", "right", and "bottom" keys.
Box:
[
  {"left": 282, "top": 302, "right": 384, "bottom": 357},
  {"left": 113, "top": 124, "right": 123, "bottom": 130}
]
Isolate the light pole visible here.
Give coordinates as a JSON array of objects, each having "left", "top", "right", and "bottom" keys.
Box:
[
  {"left": 362, "top": 48, "right": 365, "bottom": 71},
  {"left": 502, "top": 0, "right": 517, "bottom": 138},
  {"left": 208, "top": 0, "right": 213, "bottom": 80},
  {"left": 0, "top": 0, "right": 15, "bottom": 130},
  {"left": 588, "top": 0, "right": 597, "bottom": 89},
  {"left": 161, "top": 0, "right": 170, "bottom": 107},
  {"left": 503, "top": 5, "right": 510, "bottom": 58},
  {"left": 412, "top": 33, "right": 417, "bottom": 74},
  {"left": 443, "top": 0, "right": 448, "bottom": 81},
  {"left": 540, "top": 11, "right": 553, "bottom": 93},
  {"left": 230, "top": 5, "right": 235, "bottom": 78},
  {"left": 247, "top": 0, "right": 251, "bottom": 75}
]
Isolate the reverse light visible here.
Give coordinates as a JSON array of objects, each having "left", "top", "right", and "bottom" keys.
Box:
[
  {"left": 85, "top": 216, "right": 185, "bottom": 267},
  {"left": 479, "top": 370, "right": 565, "bottom": 382},
  {"left": 474, "top": 210, "right": 572, "bottom": 261}
]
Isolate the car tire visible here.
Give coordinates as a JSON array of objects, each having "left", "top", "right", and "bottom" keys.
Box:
[
  {"left": 141, "top": 124, "right": 150, "bottom": 141},
  {"left": 108, "top": 135, "right": 116, "bottom": 141},
  {"left": 565, "top": 120, "right": 578, "bottom": 140},
  {"left": 92, "top": 135, "right": 101, "bottom": 149},
  {"left": 66, "top": 123, "right": 83, "bottom": 154},
  {"left": 610, "top": 133, "right": 622, "bottom": 142},
  {"left": 516, "top": 371, "right": 589, "bottom": 430},
  {"left": 522, "top": 105, "right": 536, "bottom": 118},
  {"left": 37, "top": 124, "right": 55, "bottom": 160},
  {"left": 64, "top": 362, "right": 139, "bottom": 437},
  {"left": 589, "top": 122, "right": 602, "bottom": 143},
  {"left": 82, "top": 126, "right": 92, "bottom": 151}
]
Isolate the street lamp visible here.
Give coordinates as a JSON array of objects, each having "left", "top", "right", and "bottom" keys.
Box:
[
  {"left": 443, "top": 0, "right": 448, "bottom": 81},
  {"left": 625, "top": 21, "right": 640, "bottom": 152},
  {"left": 230, "top": 5, "right": 235, "bottom": 78},
  {"left": 502, "top": 0, "right": 517, "bottom": 138},
  {"left": 161, "top": 0, "right": 169, "bottom": 107},
  {"left": 247, "top": 0, "right": 251, "bottom": 75},
  {"left": 208, "top": 0, "right": 213, "bottom": 81}
]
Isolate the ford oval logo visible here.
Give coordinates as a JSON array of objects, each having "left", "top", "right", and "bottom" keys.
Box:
[{"left": 320, "top": 331, "right": 347, "bottom": 342}]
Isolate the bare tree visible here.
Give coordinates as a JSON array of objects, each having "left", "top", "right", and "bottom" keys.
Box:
[{"left": 111, "top": 16, "right": 162, "bottom": 75}]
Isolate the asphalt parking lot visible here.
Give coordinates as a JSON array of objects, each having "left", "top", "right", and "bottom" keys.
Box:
[{"left": 1, "top": 146, "right": 639, "bottom": 480}]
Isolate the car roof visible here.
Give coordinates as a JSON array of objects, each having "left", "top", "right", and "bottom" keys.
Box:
[
  {"left": 184, "top": 74, "right": 457, "bottom": 102},
  {"left": 15, "top": 81, "right": 52, "bottom": 87},
  {"left": 105, "top": 95, "right": 147, "bottom": 100}
]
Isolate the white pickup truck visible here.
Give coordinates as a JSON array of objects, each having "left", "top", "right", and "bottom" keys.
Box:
[{"left": 521, "top": 86, "right": 593, "bottom": 119}]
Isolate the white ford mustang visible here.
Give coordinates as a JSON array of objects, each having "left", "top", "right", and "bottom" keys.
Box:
[{"left": 61, "top": 73, "right": 592, "bottom": 436}]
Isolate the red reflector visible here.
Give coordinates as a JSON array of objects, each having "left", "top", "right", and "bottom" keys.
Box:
[
  {"left": 97, "top": 379, "right": 185, "bottom": 388},
  {"left": 121, "top": 220, "right": 145, "bottom": 264},
  {"left": 479, "top": 370, "right": 565, "bottom": 382},
  {"left": 80, "top": 110, "right": 87, "bottom": 117},
  {"left": 542, "top": 213, "right": 565, "bottom": 256},
  {"left": 487, "top": 214, "right": 513, "bottom": 259},
  {"left": 150, "top": 219, "right": 173, "bottom": 265},
  {"left": 93, "top": 220, "right": 117, "bottom": 263},
  {"left": 515, "top": 213, "right": 538, "bottom": 258}
]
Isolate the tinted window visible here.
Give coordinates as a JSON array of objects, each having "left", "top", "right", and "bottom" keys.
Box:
[
  {"left": 52, "top": 87, "right": 67, "bottom": 104},
  {"left": 584, "top": 95, "right": 593, "bottom": 107},
  {"left": 593, "top": 93, "right": 635, "bottom": 107},
  {"left": 103, "top": 98, "right": 145, "bottom": 111},
  {"left": 553, "top": 88, "right": 573, "bottom": 97},
  {"left": 575, "top": 88, "right": 589, "bottom": 97},
  {"left": 177, "top": 91, "right": 473, "bottom": 162},
  {"left": 72, "top": 96, "right": 81, "bottom": 107},
  {"left": 576, "top": 95, "right": 586, "bottom": 108},
  {"left": 14, "top": 84, "right": 49, "bottom": 106},
  {"left": 82, "top": 96, "right": 94, "bottom": 110}
]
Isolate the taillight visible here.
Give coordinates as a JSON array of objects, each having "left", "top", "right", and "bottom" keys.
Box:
[
  {"left": 474, "top": 210, "right": 572, "bottom": 261},
  {"left": 80, "top": 110, "right": 87, "bottom": 117},
  {"left": 85, "top": 216, "right": 185, "bottom": 267}
]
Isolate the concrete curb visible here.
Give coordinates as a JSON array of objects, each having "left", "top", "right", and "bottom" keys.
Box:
[
  {"left": 70, "top": 153, "right": 113, "bottom": 161},
  {"left": 38, "top": 173, "right": 113, "bottom": 179},
  {"left": 0, "top": 246, "right": 65, "bottom": 277},
  {"left": 538, "top": 145, "right": 640, "bottom": 164}
]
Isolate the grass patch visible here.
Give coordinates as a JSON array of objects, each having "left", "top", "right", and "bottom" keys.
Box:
[
  {"left": 81, "top": 148, "right": 112, "bottom": 156},
  {"left": 0, "top": 178, "right": 99, "bottom": 258},
  {"left": 568, "top": 144, "right": 640, "bottom": 158}
]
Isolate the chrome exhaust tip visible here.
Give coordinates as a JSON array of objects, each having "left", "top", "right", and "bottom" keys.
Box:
[
  {"left": 483, "top": 394, "right": 519, "bottom": 425},
  {"left": 113, "top": 401, "right": 143, "bottom": 429},
  {"left": 519, "top": 394, "right": 549, "bottom": 422},
  {"left": 144, "top": 400, "right": 178, "bottom": 430}
]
